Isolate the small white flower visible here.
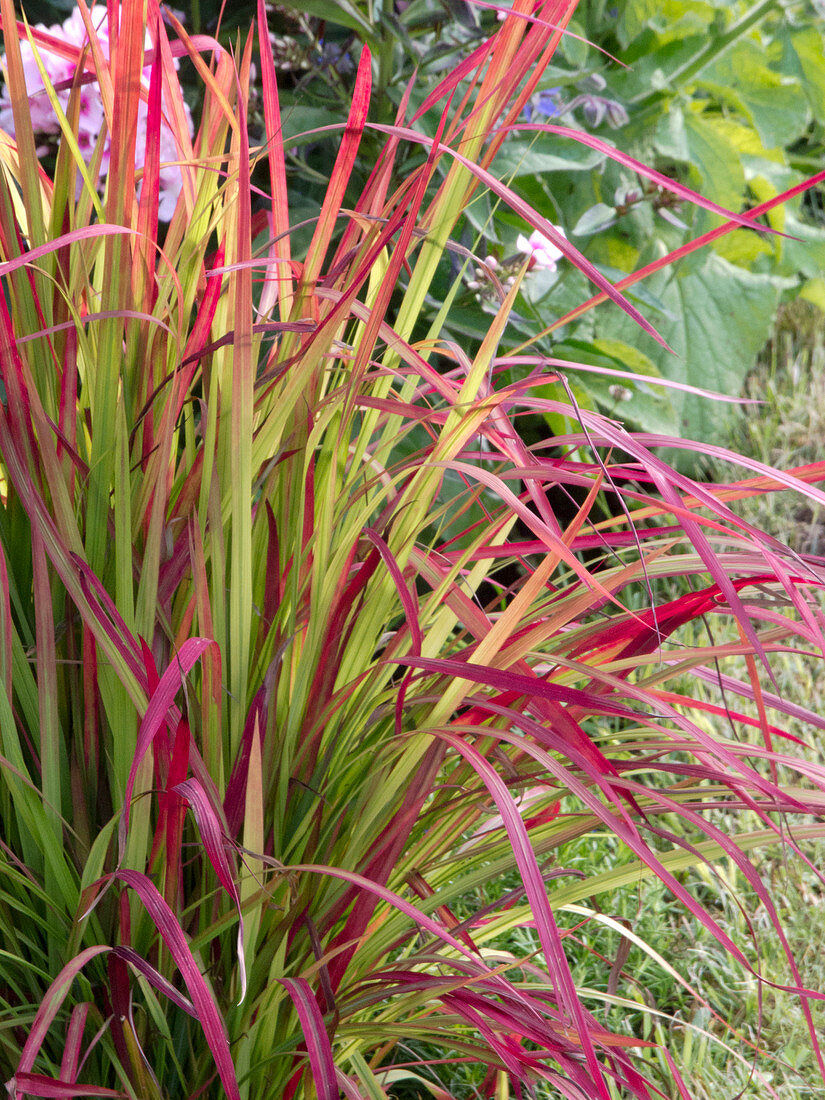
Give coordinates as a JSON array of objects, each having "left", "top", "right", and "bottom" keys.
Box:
[{"left": 516, "top": 227, "right": 567, "bottom": 271}]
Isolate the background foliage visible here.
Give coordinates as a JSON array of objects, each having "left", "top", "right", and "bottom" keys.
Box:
[
  {"left": 166, "top": 0, "right": 825, "bottom": 457},
  {"left": 13, "top": 0, "right": 825, "bottom": 455}
]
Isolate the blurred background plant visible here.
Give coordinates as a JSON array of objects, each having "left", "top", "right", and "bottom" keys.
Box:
[
  {"left": 148, "top": 0, "right": 825, "bottom": 460},
  {"left": 243, "top": 0, "right": 825, "bottom": 467},
  {"left": 6, "top": 0, "right": 823, "bottom": 459}
]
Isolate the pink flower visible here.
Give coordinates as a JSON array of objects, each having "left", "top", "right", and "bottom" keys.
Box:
[
  {"left": 0, "top": 7, "right": 194, "bottom": 219},
  {"left": 516, "top": 227, "right": 567, "bottom": 271}
]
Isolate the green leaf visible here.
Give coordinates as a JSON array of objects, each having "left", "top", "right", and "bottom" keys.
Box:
[
  {"left": 711, "top": 228, "right": 773, "bottom": 268},
  {"left": 572, "top": 203, "right": 617, "bottom": 236},
  {"left": 555, "top": 337, "right": 679, "bottom": 435},
  {"left": 698, "top": 114, "right": 767, "bottom": 158},
  {"left": 523, "top": 264, "right": 595, "bottom": 339},
  {"left": 614, "top": 36, "right": 705, "bottom": 101},
  {"left": 682, "top": 110, "right": 744, "bottom": 211},
  {"left": 616, "top": 0, "right": 659, "bottom": 48},
  {"left": 618, "top": 0, "right": 716, "bottom": 50},
  {"left": 800, "top": 277, "right": 825, "bottom": 313},
  {"left": 780, "top": 26, "right": 825, "bottom": 126},
  {"left": 540, "top": 374, "right": 598, "bottom": 439},
  {"left": 700, "top": 40, "right": 810, "bottom": 149},
  {"left": 654, "top": 0, "right": 718, "bottom": 40},
  {"left": 560, "top": 18, "right": 589, "bottom": 68},
  {"left": 653, "top": 102, "right": 689, "bottom": 161},
  {"left": 774, "top": 209, "right": 825, "bottom": 281},
  {"left": 594, "top": 252, "right": 795, "bottom": 467},
  {"left": 280, "top": 0, "right": 378, "bottom": 42},
  {"left": 279, "top": 105, "right": 347, "bottom": 147},
  {"left": 493, "top": 137, "right": 605, "bottom": 177}
]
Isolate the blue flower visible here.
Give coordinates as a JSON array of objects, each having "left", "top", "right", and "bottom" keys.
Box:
[
  {"left": 314, "top": 39, "right": 355, "bottom": 75},
  {"left": 523, "top": 87, "right": 563, "bottom": 123}
]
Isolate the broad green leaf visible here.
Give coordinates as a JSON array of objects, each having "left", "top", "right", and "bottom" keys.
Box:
[
  {"left": 541, "top": 374, "right": 598, "bottom": 439},
  {"left": 279, "top": 104, "right": 347, "bottom": 147},
  {"left": 602, "top": 236, "right": 641, "bottom": 272},
  {"left": 595, "top": 252, "right": 794, "bottom": 467},
  {"left": 711, "top": 228, "right": 773, "bottom": 267},
  {"left": 800, "top": 277, "right": 825, "bottom": 313},
  {"left": 782, "top": 26, "right": 825, "bottom": 126},
  {"left": 281, "top": 0, "right": 378, "bottom": 42},
  {"left": 555, "top": 337, "right": 679, "bottom": 435},
  {"left": 613, "top": 36, "right": 705, "bottom": 101},
  {"left": 572, "top": 203, "right": 617, "bottom": 236},
  {"left": 493, "top": 137, "right": 604, "bottom": 177},
  {"left": 652, "top": 0, "right": 717, "bottom": 41},
  {"left": 700, "top": 40, "right": 810, "bottom": 149},
  {"left": 618, "top": 0, "right": 715, "bottom": 50},
  {"left": 683, "top": 110, "right": 744, "bottom": 211},
  {"left": 560, "top": 18, "right": 589, "bottom": 67},
  {"left": 653, "top": 102, "right": 690, "bottom": 161},
  {"left": 700, "top": 114, "right": 768, "bottom": 157},
  {"left": 616, "top": 0, "right": 660, "bottom": 47},
  {"left": 742, "top": 161, "right": 796, "bottom": 231},
  {"left": 774, "top": 209, "right": 825, "bottom": 281}
]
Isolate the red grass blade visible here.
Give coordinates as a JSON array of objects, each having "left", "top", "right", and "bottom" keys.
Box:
[
  {"left": 174, "top": 777, "right": 246, "bottom": 1001},
  {"left": 526, "top": 168, "right": 825, "bottom": 343},
  {"left": 134, "top": 4, "right": 161, "bottom": 283},
  {"left": 411, "top": 37, "right": 495, "bottom": 124},
  {"left": 0, "top": 542, "right": 13, "bottom": 701},
  {"left": 14, "top": 946, "right": 111, "bottom": 1078},
  {"left": 500, "top": 354, "right": 758, "bottom": 403},
  {"left": 517, "top": 123, "right": 784, "bottom": 235},
  {"left": 302, "top": 44, "right": 372, "bottom": 287},
  {"left": 256, "top": 0, "right": 292, "bottom": 319},
  {"left": 105, "top": 0, "right": 142, "bottom": 226},
  {"left": 58, "top": 1004, "right": 89, "bottom": 1085},
  {"left": 71, "top": 555, "right": 146, "bottom": 689},
  {"left": 308, "top": 118, "right": 670, "bottom": 348},
  {"left": 8, "top": 1074, "right": 126, "bottom": 1098},
  {"left": 0, "top": 226, "right": 137, "bottom": 280},
  {"left": 363, "top": 529, "right": 422, "bottom": 731},
  {"left": 278, "top": 977, "right": 338, "bottom": 1100},
  {"left": 112, "top": 945, "right": 197, "bottom": 1017},
  {"left": 431, "top": 731, "right": 610, "bottom": 1098},
  {"left": 119, "top": 637, "right": 215, "bottom": 854},
  {"left": 394, "top": 654, "right": 637, "bottom": 718},
  {"left": 115, "top": 870, "right": 241, "bottom": 1100}
]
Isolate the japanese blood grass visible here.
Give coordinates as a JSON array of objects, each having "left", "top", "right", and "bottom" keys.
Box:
[{"left": 0, "top": 1, "right": 824, "bottom": 1098}]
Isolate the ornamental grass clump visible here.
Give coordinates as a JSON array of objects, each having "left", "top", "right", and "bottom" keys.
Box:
[{"left": 0, "top": 1, "right": 824, "bottom": 1097}]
